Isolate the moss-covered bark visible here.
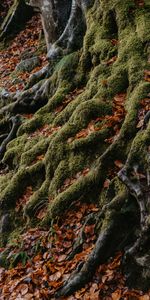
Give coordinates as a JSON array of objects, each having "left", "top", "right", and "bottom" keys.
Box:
[{"left": 0, "top": 0, "right": 150, "bottom": 295}]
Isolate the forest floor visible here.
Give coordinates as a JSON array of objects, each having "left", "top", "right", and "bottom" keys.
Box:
[{"left": 0, "top": 7, "right": 150, "bottom": 300}]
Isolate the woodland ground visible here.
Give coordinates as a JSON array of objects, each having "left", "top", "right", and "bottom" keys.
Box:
[{"left": 0, "top": 0, "right": 150, "bottom": 299}]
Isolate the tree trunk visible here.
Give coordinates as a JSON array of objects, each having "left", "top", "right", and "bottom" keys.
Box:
[
  {"left": 0, "top": 0, "right": 33, "bottom": 40},
  {"left": 0, "top": 0, "right": 150, "bottom": 296}
]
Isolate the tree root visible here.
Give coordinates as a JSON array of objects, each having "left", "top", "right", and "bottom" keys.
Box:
[
  {"left": 25, "top": 64, "right": 51, "bottom": 89},
  {"left": 118, "top": 126, "right": 150, "bottom": 229},
  {"left": 0, "top": 78, "right": 51, "bottom": 116},
  {"left": 118, "top": 167, "right": 147, "bottom": 229},
  {"left": 55, "top": 220, "right": 116, "bottom": 298},
  {"left": 67, "top": 212, "right": 96, "bottom": 260},
  {"left": 47, "top": 0, "right": 87, "bottom": 60},
  {"left": 55, "top": 191, "right": 131, "bottom": 298},
  {"left": 0, "top": 115, "right": 21, "bottom": 160}
]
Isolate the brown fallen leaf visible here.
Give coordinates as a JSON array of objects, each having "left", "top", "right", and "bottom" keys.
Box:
[
  {"left": 23, "top": 293, "right": 33, "bottom": 300},
  {"left": 137, "top": 119, "right": 144, "bottom": 128},
  {"left": 101, "top": 79, "right": 108, "bottom": 86},
  {"left": 36, "top": 154, "right": 45, "bottom": 161},
  {"left": 20, "top": 284, "right": 29, "bottom": 296},
  {"left": 111, "top": 39, "right": 119, "bottom": 45},
  {"left": 139, "top": 295, "right": 150, "bottom": 300},
  {"left": 112, "top": 289, "right": 121, "bottom": 300},
  {"left": 114, "top": 160, "right": 124, "bottom": 169},
  {"left": 105, "top": 56, "right": 117, "bottom": 65},
  {"left": 57, "top": 254, "right": 67, "bottom": 262},
  {"left": 84, "top": 225, "right": 95, "bottom": 235},
  {"left": 49, "top": 271, "right": 62, "bottom": 281}
]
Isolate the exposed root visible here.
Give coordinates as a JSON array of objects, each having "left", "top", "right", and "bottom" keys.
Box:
[
  {"left": 55, "top": 221, "right": 115, "bottom": 297},
  {"left": 55, "top": 191, "right": 130, "bottom": 298},
  {"left": 25, "top": 63, "right": 51, "bottom": 89},
  {"left": 0, "top": 115, "right": 21, "bottom": 160},
  {"left": 118, "top": 167, "right": 147, "bottom": 228},
  {"left": 67, "top": 212, "right": 97, "bottom": 260},
  {"left": 47, "top": 0, "right": 87, "bottom": 60},
  {"left": 118, "top": 125, "right": 150, "bottom": 230}
]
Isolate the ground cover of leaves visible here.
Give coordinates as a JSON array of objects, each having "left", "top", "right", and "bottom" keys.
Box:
[
  {"left": 0, "top": 14, "right": 47, "bottom": 92},
  {"left": 0, "top": 200, "right": 150, "bottom": 300}
]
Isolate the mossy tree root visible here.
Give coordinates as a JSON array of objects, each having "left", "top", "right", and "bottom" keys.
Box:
[
  {"left": 55, "top": 125, "right": 150, "bottom": 297},
  {"left": 0, "top": 78, "right": 51, "bottom": 116},
  {"left": 0, "top": 115, "right": 21, "bottom": 160},
  {"left": 55, "top": 191, "right": 133, "bottom": 298},
  {"left": 117, "top": 124, "right": 150, "bottom": 290}
]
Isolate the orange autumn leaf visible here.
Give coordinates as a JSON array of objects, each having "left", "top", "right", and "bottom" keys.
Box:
[
  {"left": 111, "top": 39, "right": 119, "bottom": 45},
  {"left": 84, "top": 224, "right": 95, "bottom": 235},
  {"left": 49, "top": 271, "right": 62, "bottom": 281},
  {"left": 105, "top": 56, "right": 117, "bottom": 65},
  {"left": 20, "top": 284, "right": 29, "bottom": 296},
  {"left": 101, "top": 79, "right": 108, "bottom": 86},
  {"left": 49, "top": 281, "right": 62, "bottom": 288},
  {"left": 57, "top": 254, "right": 67, "bottom": 262},
  {"left": 114, "top": 160, "right": 124, "bottom": 169},
  {"left": 139, "top": 295, "right": 150, "bottom": 300},
  {"left": 112, "top": 289, "right": 122, "bottom": 300}
]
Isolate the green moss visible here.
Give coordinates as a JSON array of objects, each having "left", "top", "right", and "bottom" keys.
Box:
[
  {"left": 3, "top": 134, "right": 27, "bottom": 167},
  {"left": 20, "top": 137, "right": 49, "bottom": 167},
  {"left": 100, "top": 176, "right": 126, "bottom": 208},
  {"left": 23, "top": 179, "right": 49, "bottom": 219},
  {"left": 0, "top": 172, "right": 13, "bottom": 195},
  {"left": 0, "top": 161, "right": 44, "bottom": 210},
  {"left": 121, "top": 81, "right": 150, "bottom": 138},
  {"left": 47, "top": 171, "right": 95, "bottom": 218},
  {"left": 0, "top": 168, "right": 29, "bottom": 209},
  {"left": 125, "top": 128, "right": 150, "bottom": 169},
  {"left": 135, "top": 10, "right": 150, "bottom": 42}
]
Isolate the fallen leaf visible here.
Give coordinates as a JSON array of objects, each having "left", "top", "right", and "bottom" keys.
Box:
[
  {"left": 112, "top": 289, "right": 121, "bottom": 300},
  {"left": 57, "top": 254, "right": 67, "bottom": 262},
  {"left": 114, "top": 160, "right": 124, "bottom": 169},
  {"left": 136, "top": 119, "right": 144, "bottom": 128},
  {"left": 139, "top": 295, "right": 150, "bottom": 300},
  {"left": 20, "top": 284, "right": 29, "bottom": 296},
  {"left": 49, "top": 271, "right": 62, "bottom": 281}
]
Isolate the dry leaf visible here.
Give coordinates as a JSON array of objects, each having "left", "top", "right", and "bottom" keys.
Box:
[
  {"left": 114, "top": 160, "right": 124, "bottom": 169},
  {"left": 49, "top": 271, "right": 62, "bottom": 281},
  {"left": 112, "top": 289, "right": 121, "bottom": 300},
  {"left": 20, "top": 284, "right": 29, "bottom": 296},
  {"left": 58, "top": 254, "right": 67, "bottom": 262},
  {"left": 139, "top": 295, "right": 150, "bottom": 300},
  {"left": 136, "top": 119, "right": 144, "bottom": 128}
]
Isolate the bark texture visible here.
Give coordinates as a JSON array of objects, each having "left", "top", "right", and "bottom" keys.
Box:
[{"left": 0, "top": 0, "right": 150, "bottom": 295}]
